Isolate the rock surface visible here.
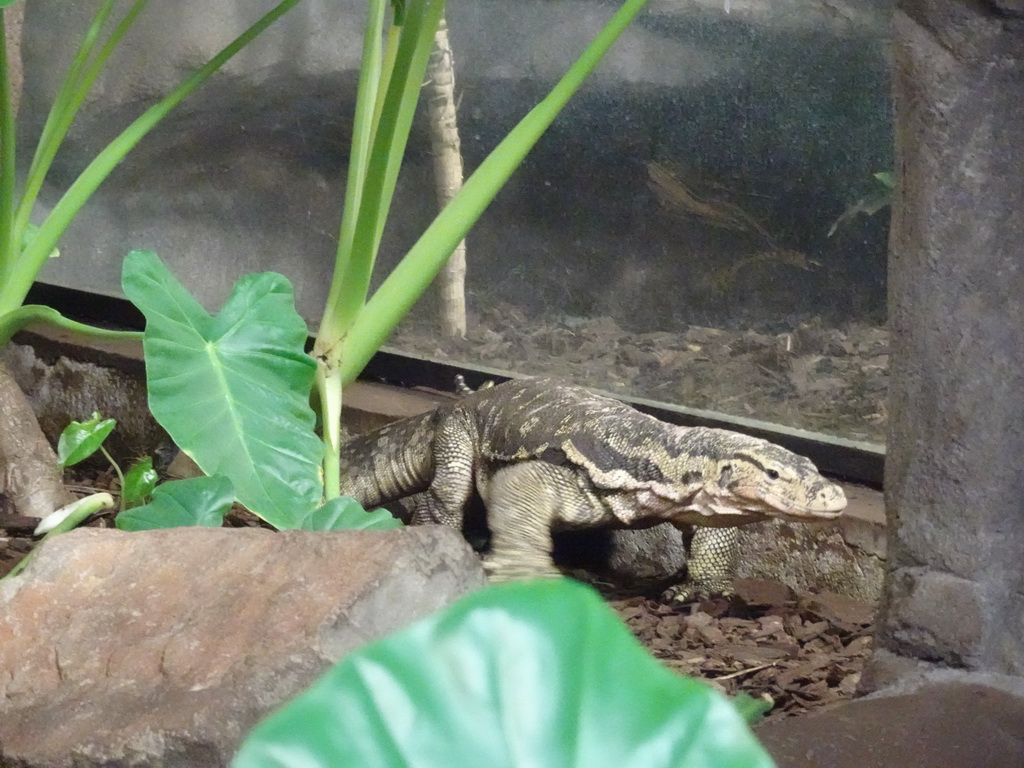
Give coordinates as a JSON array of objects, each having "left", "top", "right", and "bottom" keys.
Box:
[
  {"left": 757, "top": 680, "right": 1024, "bottom": 768},
  {"left": 0, "top": 526, "right": 485, "bottom": 767},
  {"left": 873, "top": 0, "right": 1024, "bottom": 682}
]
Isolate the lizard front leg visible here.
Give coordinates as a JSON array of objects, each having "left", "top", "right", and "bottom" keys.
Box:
[
  {"left": 664, "top": 526, "right": 740, "bottom": 602},
  {"left": 481, "top": 461, "right": 590, "bottom": 582},
  {"left": 410, "top": 410, "right": 477, "bottom": 528}
]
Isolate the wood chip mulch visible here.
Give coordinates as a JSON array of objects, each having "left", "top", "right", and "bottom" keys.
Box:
[{"left": 605, "top": 577, "right": 875, "bottom": 720}]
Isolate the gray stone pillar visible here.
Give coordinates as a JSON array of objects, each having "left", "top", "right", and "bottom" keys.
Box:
[{"left": 867, "top": 0, "right": 1024, "bottom": 686}]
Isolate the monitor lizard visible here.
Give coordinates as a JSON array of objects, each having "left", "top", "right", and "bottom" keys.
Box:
[{"left": 340, "top": 376, "right": 846, "bottom": 600}]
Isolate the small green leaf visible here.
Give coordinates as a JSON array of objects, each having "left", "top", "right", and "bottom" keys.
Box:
[
  {"left": 827, "top": 170, "right": 895, "bottom": 237},
  {"left": 115, "top": 475, "right": 233, "bottom": 531},
  {"left": 299, "top": 496, "right": 403, "bottom": 531},
  {"left": 122, "top": 250, "right": 323, "bottom": 529},
  {"left": 873, "top": 171, "right": 896, "bottom": 188},
  {"left": 122, "top": 456, "right": 159, "bottom": 506},
  {"left": 731, "top": 691, "right": 774, "bottom": 726},
  {"left": 57, "top": 412, "right": 117, "bottom": 468},
  {"left": 233, "top": 580, "right": 775, "bottom": 768}
]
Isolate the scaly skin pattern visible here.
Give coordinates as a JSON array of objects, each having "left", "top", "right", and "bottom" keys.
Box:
[{"left": 340, "top": 376, "right": 847, "bottom": 600}]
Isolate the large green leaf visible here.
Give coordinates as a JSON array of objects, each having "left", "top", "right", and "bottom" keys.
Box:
[
  {"left": 300, "top": 496, "right": 403, "bottom": 531},
  {"left": 115, "top": 475, "right": 234, "bottom": 531},
  {"left": 122, "top": 250, "right": 322, "bottom": 528},
  {"left": 233, "top": 579, "right": 776, "bottom": 768}
]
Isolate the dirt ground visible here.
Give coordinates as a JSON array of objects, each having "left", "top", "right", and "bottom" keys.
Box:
[
  {"left": 390, "top": 310, "right": 889, "bottom": 444},
  {"left": 1, "top": 465, "right": 874, "bottom": 724},
  {"left": 603, "top": 580, "right": 873, "bottom": 720}
]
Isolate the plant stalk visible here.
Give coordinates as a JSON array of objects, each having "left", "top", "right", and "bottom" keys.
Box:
[
  {"left": 315, "top": 0, "right": 446, "bottom": 499},
  {"left": 0, "top": 304, "right": 142, "bottom": 348},
  {"left": 339, "top": 0, "right": 651, "bottom": 384},
  {"left": 316, "top": 362, "right": 343, "bottom": 501}
]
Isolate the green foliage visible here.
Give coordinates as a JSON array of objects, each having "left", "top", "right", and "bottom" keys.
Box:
[
  {"left": 19, "top": 0, "right": 650, "bottom": 532},
  {"left": 121, "top": 251, "right": 398, "bottom": 532},
  {"left": 56, "top": 412, "right": 116, "bottom": 468},
  {"left": 122, "top": 456, "right": 159, "bottom": 506},
  {"left": 301, "top": 0, "right": 653, "bottom": 500},
  {"left": 731, "top": 691, "right": 774, "bottom": 726},
  {"left": 233, "top": 580, "right": 775, "bottom": 768},
  {"left": 115, "top": 475, "right": 234, "bottom": 531},
  {"left": 121, "top": 250, "right": 324, "bottom": 529},
  {"left": 0, "top": 0, "right": 305, "bottom": 326},
  {"left": 298, "top": 496, "right": 402, "bottom": 531},
  {"left": 326, "top": 0, "right": 654, "bottom": 387},
  {"left": 828, "top": 170, "right": 895, "bottom": 237}
]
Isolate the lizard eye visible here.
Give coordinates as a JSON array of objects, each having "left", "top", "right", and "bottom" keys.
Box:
[{"left": 766, "top": 468, "right": 781, "bottom": 480}]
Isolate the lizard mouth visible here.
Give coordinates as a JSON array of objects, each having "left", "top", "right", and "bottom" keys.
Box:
[
  {"left": 755, "top": 492, "right": 847, "bottom": 519},
  {"left": 726, "top": 485, "right": 847, "bottom": 520}
]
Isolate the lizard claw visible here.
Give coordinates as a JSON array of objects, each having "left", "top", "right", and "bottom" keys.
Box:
[{"left": 662, "top": 579, "right": 734, "bottom": 604}]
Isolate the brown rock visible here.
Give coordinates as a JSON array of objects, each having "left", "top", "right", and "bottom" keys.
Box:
[
  {"left": 734, "top": 578, "right": 797, "bottom": 607},
  {"left": 799, "top": 590, "right": 875, "bottom": 627},
  {"left": 0, "top": 525, "right": 484, "bottom": 767},
  {"left": 757, "top": 682, "right": 1024, "bottom": 768}
]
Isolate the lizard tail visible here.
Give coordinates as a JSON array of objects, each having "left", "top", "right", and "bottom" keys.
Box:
[{"left": 340, "top": 410, "right": 439, "bottom": 507}]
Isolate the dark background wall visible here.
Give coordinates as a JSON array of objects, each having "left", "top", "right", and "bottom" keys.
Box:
[{"left": 19, "top": 0, "right": 892, "bottom": 334}]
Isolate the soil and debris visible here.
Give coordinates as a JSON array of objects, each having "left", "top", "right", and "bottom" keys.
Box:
[
  {"left": 1, "top": 465, "right": 874, "bottom": 723},
  {"left": 604, "top": 579, "right": 873, "bottom": 721},
  {"left": 390, "top": 310, "right": 889, "bottom": 444}
]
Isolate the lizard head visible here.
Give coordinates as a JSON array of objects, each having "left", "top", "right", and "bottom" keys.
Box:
[{"left": 681, "top": 428, "right": 847, "bottom": 523}]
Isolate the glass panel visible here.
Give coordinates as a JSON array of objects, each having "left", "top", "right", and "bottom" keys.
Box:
[
  {"left": 384, "top": 0, "right": 893, "bottom": 444},
  {"left": 21, "top": 0, "right": 891, "bottom": 446}
]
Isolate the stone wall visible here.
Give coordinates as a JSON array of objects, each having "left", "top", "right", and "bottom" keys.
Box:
[{"left": 868, "top": 0, "right": 1024, "bottom": 683}]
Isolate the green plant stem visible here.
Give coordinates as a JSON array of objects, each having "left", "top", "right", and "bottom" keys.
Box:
[
  {"left": 12, "top": 0, "right": 149, "bottom": 254},
  {"left": 100, "top": 445, "right": 127, "bottom": 512},
  {"left": 339, "top": 0, "right": 651, "bottom": 384},
  {"left": 320, "top": 0, "right": 389, "bottom": 344},
  {"left": 317, "top": 363, "right": 343, "bottom": 500},
  {"left": 0, "top": 0, "right": 305, "bottom": 315},
  {"left": 315, "top": 1, "right": 446, "bottom": 499},
  {"left": 312, "top": 0, "right": 389, "bottom": 501},
  {"left": 339, "top": 0, "right": 445, "bottom": 332},
  {"left": 0, "top": 10, "right": 16, "bottom": 285},
  {"left": 0, "top": 304, "right": 142, "bottom": 347},
  {"left": 317, "top": 0, "right": 444, "bottom": 355}
]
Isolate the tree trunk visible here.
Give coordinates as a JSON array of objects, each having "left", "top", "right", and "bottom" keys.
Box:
[
  {"left": 425, "top": 13, "right": 467, "bottom": 338},
  {"left": 0, "top": 363, "right": 75, "bottom": 519},
  {"left": 4, "top": 2, "right": 25, "bottom": 116}
]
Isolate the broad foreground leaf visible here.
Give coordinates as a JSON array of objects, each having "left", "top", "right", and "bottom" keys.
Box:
[
  {"left": 233, "top": 579, "right": 776, "bottom": 768},
  {"left": 115, "top": 475, "right": 234, "bottom": 531},
  {"left": 122, "top": 250, "right": 322, "bottom": 528}
]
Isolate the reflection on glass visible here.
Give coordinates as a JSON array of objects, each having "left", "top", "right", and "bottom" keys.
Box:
[{"left": 387, "top": 0, "right": 892, "bottom": 445}]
